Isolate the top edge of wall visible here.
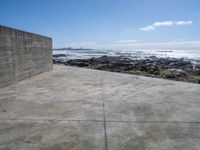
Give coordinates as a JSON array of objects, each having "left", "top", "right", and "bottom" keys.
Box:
[{"left": 0, "top": 24, "right": 52, "bottom": 40}]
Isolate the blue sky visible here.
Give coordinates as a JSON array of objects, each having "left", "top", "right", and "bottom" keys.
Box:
[{"left": 0, "top": 0, "right": 200, "bottom": 49}]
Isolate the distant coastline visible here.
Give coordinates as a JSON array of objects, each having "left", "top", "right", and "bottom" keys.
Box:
[{"left": 53, "top": 47, "right": 93, "bottom": 51}]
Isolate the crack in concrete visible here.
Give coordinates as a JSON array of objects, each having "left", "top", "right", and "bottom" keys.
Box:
[
  {"left": 1, "top": 119, "right": 200, "bottom": 124},
  {"left": 103, "top": 100, "right": 108, "bottom": 150}
]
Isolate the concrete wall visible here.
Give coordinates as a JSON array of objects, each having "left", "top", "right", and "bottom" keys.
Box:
[{"left": 0, "top": 25, "right": 53, "bottom": 88}]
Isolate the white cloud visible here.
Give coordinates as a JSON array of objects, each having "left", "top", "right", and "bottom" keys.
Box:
[
  {"left": 139, "top": 20, "right": 193, "bottom": 31},
  {"left": 139, "top": 25, "right": 155, "bottom": 31},
  {"left": 54, "top": 40, "right": 200, "bottom": 50},
  {"left": 175, "top": 20, "right": 192, "bottom": 25},
  {"left": 179, "top": 39, "right": 185, "bottom": 42},
  {"left": 153, "top": 21, "right": 173, "bottom": 27},
  {"left": 118, "top": 40, "right": 137, "bottom": 43},
  {"left": 92, "top": 40, "right": 200, "bottom": 50}
]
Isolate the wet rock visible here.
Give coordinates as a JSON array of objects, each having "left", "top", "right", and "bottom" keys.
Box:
[
  {"left": 160, "top": 69, "right": 187, "bottom": 79},
  {"left": 63, "top": 56, "right": 200, "bottom": 84},
  {"left": 65, "top": 59, "right": 89, "bottom": 67},
  {"left": 53, "top": 54, "right": 67, "bottom": 58}
]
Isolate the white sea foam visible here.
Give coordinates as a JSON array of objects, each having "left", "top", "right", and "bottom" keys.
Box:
[{"left": 53, "top": 49, "right": 200, "bottom": 63}]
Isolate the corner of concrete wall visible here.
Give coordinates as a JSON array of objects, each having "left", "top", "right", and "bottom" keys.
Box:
[{"left": 0, "top": 25, "right": 53, "bottom": 88}]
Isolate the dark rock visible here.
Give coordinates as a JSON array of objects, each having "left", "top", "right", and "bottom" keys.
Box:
[
  {"left": 160, "top": 69, "right": 187, "bottom": 79},
  {"left": 53, "top": 54, "right": 67, "bottom": 58},
  {"left": 63, "top": 55, "right": 200, "bottom": 84}
]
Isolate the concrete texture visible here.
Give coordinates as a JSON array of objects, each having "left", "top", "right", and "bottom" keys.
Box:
[
  {"left": 0, "top": 65, "right": 200, "bottom": 150},
  {"left": 0, "top": 25, "right": 53, "bottom": 88}
]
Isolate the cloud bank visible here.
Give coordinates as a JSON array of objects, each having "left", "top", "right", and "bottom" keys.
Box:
[
  {"left": 118, "top": 40, "right": 137, "bottom": 43},
  {"left": 139, "top": 20, "right": 192, "bottom": 31},
  {"left": 92, "top": 40, "right": 200, "bottom": 50},
  {"left": 54, "top": 40, "right": 200, "bottom": 50}
]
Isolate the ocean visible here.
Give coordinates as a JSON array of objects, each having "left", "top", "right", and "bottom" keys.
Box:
[{"left": 53, "top": 49, "right": 200, "bottom": 63}]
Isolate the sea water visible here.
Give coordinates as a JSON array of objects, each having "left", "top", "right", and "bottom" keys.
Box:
[{"left": 53, "top": 49, "right": 200, "bottom": 63}]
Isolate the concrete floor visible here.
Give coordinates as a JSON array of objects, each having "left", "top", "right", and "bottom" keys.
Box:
[{"left": 0, "top": 65, "right": 200, "bottom": 150}]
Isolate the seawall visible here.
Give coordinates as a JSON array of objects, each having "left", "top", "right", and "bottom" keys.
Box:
[{"left": 0, "top": 25, "right": 53, "bottom": 88}]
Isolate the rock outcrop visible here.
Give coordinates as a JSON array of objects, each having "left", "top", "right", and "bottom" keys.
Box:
[{"left": 56, "top": 56, "right": 200, "bottom": 83}]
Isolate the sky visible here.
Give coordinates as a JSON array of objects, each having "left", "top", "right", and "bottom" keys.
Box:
[{"left": 0, "top": 0, "right": 200, "bottom": 49}]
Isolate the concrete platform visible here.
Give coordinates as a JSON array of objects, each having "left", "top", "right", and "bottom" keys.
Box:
[{"left": 0, "top": 65, "right": 200, "bottom": 150}]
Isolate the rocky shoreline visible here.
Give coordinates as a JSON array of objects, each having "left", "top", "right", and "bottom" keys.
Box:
[{"left": 54, "top": 55, "right": 200, "bottom": 84}]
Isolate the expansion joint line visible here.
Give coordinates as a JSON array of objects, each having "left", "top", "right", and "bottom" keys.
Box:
[
  {"left": 103, "top": 100, "right": 108, "bottom": 150},
  {"left": 1, "top": 119, "right": 200, "bottom": 124}
]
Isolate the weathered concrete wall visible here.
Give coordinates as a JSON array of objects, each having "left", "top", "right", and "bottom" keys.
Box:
[{"left": 0, "top": 25, "right": 53, "bottom": 88}]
